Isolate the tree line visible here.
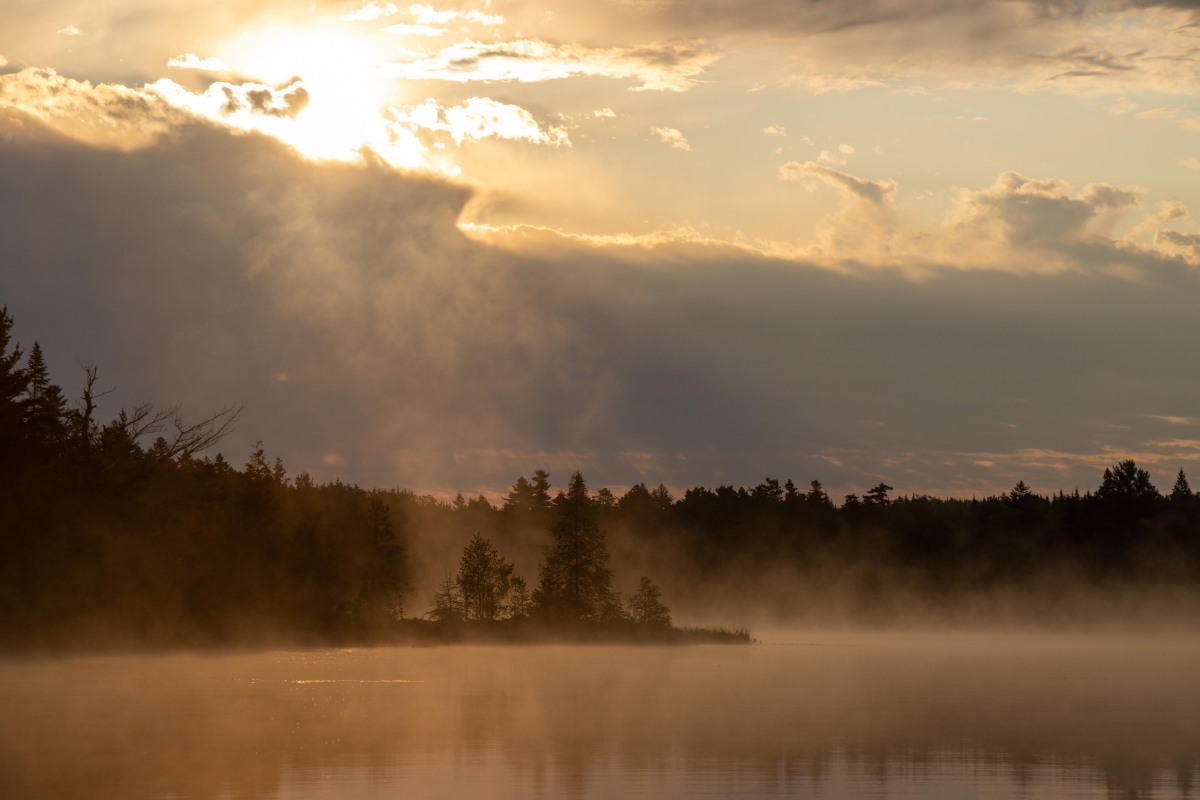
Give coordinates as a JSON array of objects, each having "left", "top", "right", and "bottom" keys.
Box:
[
  {"left": 0, "top": 307, "right": 682, "bottom": 648},
  {"left": 4, "top": 304, "right": 1200, "bottom": 648}
]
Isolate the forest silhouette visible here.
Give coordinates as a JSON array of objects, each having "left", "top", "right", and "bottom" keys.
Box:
[{"left": 3, "top": 305, "right": 1200, "bottom": 651}]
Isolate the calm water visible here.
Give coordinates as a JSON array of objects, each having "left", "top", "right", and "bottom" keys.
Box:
[{"left": 2, "top": 632, "right": 1199, "bottom": 799}]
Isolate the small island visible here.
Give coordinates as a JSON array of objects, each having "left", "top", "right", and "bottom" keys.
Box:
[{"left": 396, "top": 491, "right": 753, "bottom": 646}]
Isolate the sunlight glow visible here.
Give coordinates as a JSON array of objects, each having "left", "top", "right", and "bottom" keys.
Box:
[
  {"left": 158, "top": 22, "right": 440, "bottom": 169},
  {"left": 225, "top": 24, "right": 409, "bottom": 163}
]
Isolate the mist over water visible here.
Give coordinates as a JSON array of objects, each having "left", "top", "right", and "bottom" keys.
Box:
[{"left": 3, "top": 632, "right": 1199, "bottom": 799}]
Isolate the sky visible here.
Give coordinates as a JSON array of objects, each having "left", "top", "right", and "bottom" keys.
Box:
[{"left": 2, "top": 0, "right": 1200, "bottom": 502}]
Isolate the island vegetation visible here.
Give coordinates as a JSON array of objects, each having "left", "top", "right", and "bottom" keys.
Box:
[{"left": 3, "top": 304, "right": 1200, "bottom": 651}]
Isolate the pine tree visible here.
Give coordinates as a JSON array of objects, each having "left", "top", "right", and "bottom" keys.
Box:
[
  {"left": 507, "top": 575, "right": 531, "bottom": 619},
  {"left": 1171, "top": 469, "right": 1193, "bottom": 502},
  {"left": 650, "top": 483, "right": 674, "bottom": 512},
  {"left": 1097, "top": 460, "right": 1157, "bottom": 503},
  {"left": 356, "top": 495, "right": 407, "bottom": 624},
  {"left": 1009, "top": 480, "right": 1033, "bottom": 501},
  {"left": 503, "top": 470, "right": 554, "bottom": 531},
  {"left": 534, "top": 472, "right": 618, "bottom": 624},
  {"left": 864, "top": 482, "right": 894, "bottom": 506},
  {"left": 806, "top": 480, "right": 832, "bottom": 507},
  {"left": 244, "top": 441, "right": 272, "bottom": 481},
  {"left": 530, "top": 469, "right": 553, "bottom": 513},
  {"left": 456, "top": 532, "right": 518, "bottom": 622},
  {"left": 0, "top": 307, "right": 26, "bottom": 460},
  {"left": 21, "top": 342, "right": 67, "bottom": 448},
  {"left": 627, "top": 577, "right": 671, "bottom": 628}
]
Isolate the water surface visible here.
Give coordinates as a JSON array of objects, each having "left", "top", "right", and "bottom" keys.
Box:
[{"left": 2, "top": 633, "right": 1198, "bottom": 799}]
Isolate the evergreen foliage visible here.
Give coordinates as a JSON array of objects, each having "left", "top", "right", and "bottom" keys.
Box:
[
  {"left": 455, "top": 532, "right": 519, "bottom": 622},
  {"left": 627, "top": 577, "right": 671, "bottom": 628},
  {"left": 534, "top": 472, "right": 620, "bottom": 624},
  {"left": 429, "top": 574, "right": 464, "bottom": 624},
  {"left": 1171, "top": 469, "right": 1192, "bottom": 501},
  {"left": 6, "top": 302, "right": 1200, "bottom": 648}
]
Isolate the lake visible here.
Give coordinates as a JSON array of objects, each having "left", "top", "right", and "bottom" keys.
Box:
[{"left": 2, "top": 632, "right": 1199, "bottom": 799}]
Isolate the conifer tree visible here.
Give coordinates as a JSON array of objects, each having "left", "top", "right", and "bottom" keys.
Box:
[
  {"left": 357, "top": 495, "right": 407, "bottom": 623},
  {"left": 534, "top": 472, "right": 618, "bottom": 623},
  {"left": 864, "top": 482, "right": 894, "bottom": 506},
  {"left": 429, "top": 573, "right": 464, "bottom": 623},
  {"left": 507, "top": 575, "right": 531, "bottom": 619},
  {"left": 21, "top": 343, "right": 67, "bottom": 446},
  {"left": 627, "top": 576, "right": 671, "bottom": 628},
  {"left": 1097, "top": 460, "right": 1157, "bottom": 503},
  {"left": 503, "top": 470, "right": 554, "bottom": 531},
  {"left": 1171, "top": 469, "right": 1192, "bottom": 501},
  {"left": 806, "top": 480, "right": 832, "bottom": 507},
  {"left": 456, "top": 532, "right": 518, "bottom": 622},
  {"left": 0, "top": 308, "right": 26, "bottom": 460}
]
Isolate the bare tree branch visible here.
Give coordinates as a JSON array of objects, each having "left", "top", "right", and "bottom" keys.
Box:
[
  {"left": 74, "top": 365, "right": 244, "bottom": 459},
  {"left": 160, "top": 403, "right": 245, "bottom": 460},
  {"left": 76, "top": 364, "right": 113, "bottom": 444}
]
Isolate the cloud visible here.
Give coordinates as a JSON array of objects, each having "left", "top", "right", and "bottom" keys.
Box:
[
  {"left": 1135, "top": 106, "right": 1181, "bottom": 119},
  {"left": 763, "top": 125, "right": 786, "bottom": 136},
  {"left": 409, "top": 4, "right": 503, "bottom": 27},
  {"left": 1046, "top": 43, "right": 1141, "bottom": 78},
  {"left": 339, "top": 2, "right": 399, "bottom": 22},
  {"left": 383, "top": 23, "right": 447, "bottom": 36},
  {"left": 783, "top": 73, "right": 886, "bottom": 94},
  {"left": 650, "top": 126, "right": 690, "bottom": 150},
  {"left": 167, "top": 53, "right": 230, "bottom": 72},
  {"left": 946, "top": 173, "right": 1140, "bottom": 248},
  {"left": 148, "top": 73, "right": 448, "bottom": 170},
  {"left": 631, "top": 0, "right": 1200, "bottom": 96},
  {"left": 153, "top": 78, "right": 310, "bottom": 120},
  {"left": 780, "top": 161, "right": 895, "bottom": 205},
  {"left": 4, "top": 119, "right": 1200, "bottom": 500},
  {"left": 56, "top": 25, "right": 82, "bottom": 37},
  {"left": 1155, "top": 229, "right": 1200, "bottom": 262},
  {"left": 396, "top": 97, "right": 570, "bottom": 146},
  {"left": 779, "top": 161, "right": 899, "bottom": 262},
  {"left": 1143, "top": 414, "right": 1200, "bottom": 426},
  {"left": 1125, "top": 199, "right": 1188, "bottom": 240},
  {"left": 0, "top": 67, "right": 187, "bottom": 149},
  {"left": 0, "top": 68, "right": 313, "bottom": 157},
  {"left": 815, "top": 149, "right": 846, "bottom": 165},
  {"left": 384, "top": 38, "right": 721, "bottom": 91},
  {"left": 773, "top": 162, "right": 1190, "bottom": 277},
  {"left": 1181, "top": 156, "right": 1200, "bottom": 170}
]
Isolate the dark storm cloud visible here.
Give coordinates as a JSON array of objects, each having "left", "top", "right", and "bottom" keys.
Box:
[{"left": 2, "top": 112, "right": 1200, "bottom": 498}]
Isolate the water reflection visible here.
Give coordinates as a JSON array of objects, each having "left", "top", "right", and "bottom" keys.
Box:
[{"left": 1, "top": 634, "right": 1198, "bottom": 799}]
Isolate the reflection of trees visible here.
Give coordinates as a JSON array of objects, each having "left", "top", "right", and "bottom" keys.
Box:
[{"left": 3, "top": 642, "right": 1200, "bottom": 799}]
